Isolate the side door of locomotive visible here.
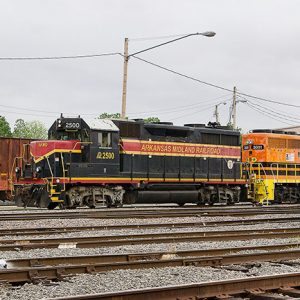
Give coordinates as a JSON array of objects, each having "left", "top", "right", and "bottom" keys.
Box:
[{"left": 90, "top": 130, "right": 120, "bottom": 176}]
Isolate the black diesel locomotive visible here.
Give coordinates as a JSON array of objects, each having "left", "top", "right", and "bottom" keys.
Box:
[{"left": 14, "top": 116, "right": 244, "bottom": 208}]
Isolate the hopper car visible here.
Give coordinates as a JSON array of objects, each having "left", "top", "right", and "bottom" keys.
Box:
[{"left": 0, "top": 137, "right": 33, "bottom": 201}]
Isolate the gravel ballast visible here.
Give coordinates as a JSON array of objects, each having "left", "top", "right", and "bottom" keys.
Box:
[
  {"left": 2, "top": 222, "right": 300, "bottom": 241},
  {"left": 2, "top": 210, "right": 300, "bottom": 299},
  {"left": 2, "top": 237, "right": 300, "bottom": 260},
  {"left": 1, "top": 262, "right": 300, "bottom": 300},
  {"left": 1, "top": 214, "right": 300, "bottom": 230}
]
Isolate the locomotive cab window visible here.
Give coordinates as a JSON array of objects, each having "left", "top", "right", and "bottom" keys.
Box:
[{"left": 98, "top": 132, "right": 112, "bottom": 148}]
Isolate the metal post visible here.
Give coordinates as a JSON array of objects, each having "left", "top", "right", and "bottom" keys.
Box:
[
  {"left": 121, "top": 38, "right": 129, "bottom": 119},
  {"left": 214, "top": 104, "right": 219, "bottom": 123},
  {"left": 232, "top": 86, "right": 237, "bottom": 129},
  {"left": 120, "top": 31, "right": 215, "bottom": 119}
]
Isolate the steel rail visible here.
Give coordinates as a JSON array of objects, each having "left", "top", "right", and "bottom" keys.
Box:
[
  {"left": 6, "top": 241, "right": 300, "bottom": 269},
  {"left": 2, "top": 226, "right": 300, "bottom": 244},
  {"left": 2, "top": 227, "right": 300, "bottom": 251},
  {"left": 46, "top": 273, "right": 300, "bottom": 300},
  {"left": 2, "top": 216, "right": 300, "bottom": 237},
  {"left": 3, "top": 248, "right": 300, "bottom": 284},
  {"left": 1, "top": 207, "right": 300, "bottom": 221}
]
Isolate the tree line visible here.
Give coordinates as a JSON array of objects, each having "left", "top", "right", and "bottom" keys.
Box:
[
  {"left": 0, "top": 116, "right": 47, "bottom": 139},
  {"left": 0, "top": 113, "right": 160, "bottom": 139}
]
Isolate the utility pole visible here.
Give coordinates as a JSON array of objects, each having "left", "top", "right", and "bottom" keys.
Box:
[
  {"left": 121, "top": 38, "right": 129, "bottom": 119},
  {"left": 232, "top": 86, "right": 237, "bottom": 129},
  {"left": 214, "top": 105, "right": 220, "bottom": 123}
]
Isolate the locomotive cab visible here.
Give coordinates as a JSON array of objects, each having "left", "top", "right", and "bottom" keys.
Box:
[{"left": 46, "top": 115, "right": 121, "bottom": 181}]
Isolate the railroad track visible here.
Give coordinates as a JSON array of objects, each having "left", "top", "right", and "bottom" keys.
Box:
[
  {"left": 2, "top": 227, "right": 300, "bottom": 251},
  {"left": 47, "top": 273, "right": 300, "bottom": 300},
  {"left": 1, "top": 207, "right": 300, "bottom": 220},
  {"left": 2, "top": 243, "right": 300, "bottom": 283},
  {"left": 3, "top": 208, "right": 300, "bottom": 299},
  {"left": 2, "top": 216, "right": 300, "bottom": 236}
]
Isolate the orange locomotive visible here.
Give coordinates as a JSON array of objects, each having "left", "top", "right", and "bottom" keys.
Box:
[{"left": 242, "top": 129, "right": 300, "bottom": 204}]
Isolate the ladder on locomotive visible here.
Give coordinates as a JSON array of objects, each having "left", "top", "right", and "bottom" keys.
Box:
[
  {"left": 246, "top": 162, "right": 269, "bottom": 204},
  {"left": 47, "top": 152, "right": 66, "bottom": 203}
]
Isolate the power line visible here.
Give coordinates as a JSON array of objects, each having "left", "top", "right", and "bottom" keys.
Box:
[
  {"left": 0, "top": 104, "right": 61, "bottom": 114},
  {"left": 131, "top": 55, "right": 300, "bottom": 109},
  {"left": 0, "top": 49, "right": 298, "bottom": 111},
  {"left": 0, "top": 109, "right": 59, "bottom": 118},
  {"left": 246, "top": 102, "right": 296, "bottom": 126},
  {"left": 127, "top": 93, "right": 232, "bottom": 116},
  {"left": 247, "top": 101, "right": 299, "bottom": 124},
  {"left": 0, "top": 48, "right": 299, "bottom": 121},
  {"left": 171, "top": 98, "right": 232, "bottom": 121},
  {"left": 0, "top": 52, "right": 122, "bottom": 60},
  {"left": 131, "top": 55, "right": 231, "bottom": 92},
  {"left": 239, "top": 97, "right": 300, "bottom": 122}
]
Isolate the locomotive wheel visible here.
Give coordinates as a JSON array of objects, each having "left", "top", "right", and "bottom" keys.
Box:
[
  {"left": 38, "top": 190, "right": 51, "bottom": 208},
  {"left": 226, "top": 195, "right": 234, "bottom": 206},
  {"left": 208, "top": 194, "right": 218, "bottom": 206},
  {"left": 105, "top": 195, "right": 112, "bottom": 208},
  {"left": 14, "top": 195, "right": 24, "bottom": 207}
]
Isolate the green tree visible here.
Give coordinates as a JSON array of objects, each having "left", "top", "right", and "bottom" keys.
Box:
[
  {"left": 98, "top": 112, "right": 121, "bottom": 119},
  {"left": 13, "top": 119, "right": 47, "bottom": 139},
  {"left": 13, "top": 119, "right": 27, "bottom": 138},
  {"left": 144, "top": 117, "right": 160, "bottom": 123},
  {"left": 0, "top": 116, "right": 12, "bottom": 137},
  {"left": 98, "top": 113, "right": 160, "bottom": 123}
]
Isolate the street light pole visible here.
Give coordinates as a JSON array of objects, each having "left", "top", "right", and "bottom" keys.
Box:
[
  {"left": 214, "top": 101, "right": 227, "bottom": 123},
  {"left": 120, "top": 31, "right": 216, "bottom": 119}
]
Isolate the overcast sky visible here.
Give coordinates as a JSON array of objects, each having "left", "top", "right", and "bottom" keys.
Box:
[{"left": 1, "top": 0, "right": 300, "bottom": 132}]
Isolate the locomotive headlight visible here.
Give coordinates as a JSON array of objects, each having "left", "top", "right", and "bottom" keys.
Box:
[
  {"left": 15, "top": 167, "right": 20, "bottom": 173},
  {"left": 56, "top": 179, "right": 60, "bottom": 183},
  {"left": 36, "top": 166, "right": 42, "bottom": 173}
]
